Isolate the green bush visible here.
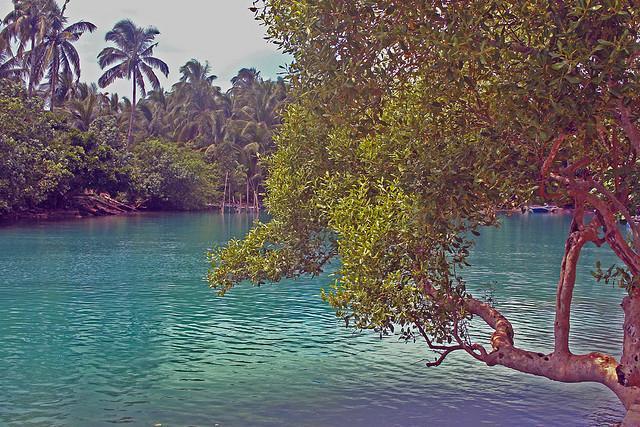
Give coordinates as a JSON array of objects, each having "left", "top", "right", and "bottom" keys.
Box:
[
  {"left": 132, "top": 139, "right": 220, "bottom": 210},
  {"left": 0, "top": 80, "right": 70, "bottom": 214},
  {"left": 58, "top": 116, "right": 131, "bottom": 198}
]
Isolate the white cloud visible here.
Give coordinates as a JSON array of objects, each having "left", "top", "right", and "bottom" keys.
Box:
[{"left": 1, "top": 0, "right": 291, "bottom": 97}]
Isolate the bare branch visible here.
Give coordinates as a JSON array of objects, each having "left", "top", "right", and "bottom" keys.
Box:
[{"left": 426, "top": 345, "right": 464, "bottom": 367}]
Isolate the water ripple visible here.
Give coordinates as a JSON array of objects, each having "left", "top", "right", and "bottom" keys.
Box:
[{"left": 0, "top": 212, "right": 627, "bottom": 426}]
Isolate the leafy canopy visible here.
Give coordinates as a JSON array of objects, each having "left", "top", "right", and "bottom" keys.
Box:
[
  {"left": 210, "top": 0, "right": 640, "bottom": 343},
  {"left": 131, "top": 139, "right": 220, "bottom": 210},
  {"left": 0, "top": 79, "right": 68, "bottom": 213}
]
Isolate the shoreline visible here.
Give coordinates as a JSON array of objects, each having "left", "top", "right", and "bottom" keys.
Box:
[
  {"left": 0, "top": 206, "right": 263, "bottom": 227},
  {"left": 0, "top": 205, "right": 568, "bottom": 226},
  {"left": 0, "top": 207, "right": 141, "bottom": 226}
]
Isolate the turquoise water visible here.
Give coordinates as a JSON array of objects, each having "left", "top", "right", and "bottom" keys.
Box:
[{"left": 0, "top": 212, "right": 627, "bottom": 426}]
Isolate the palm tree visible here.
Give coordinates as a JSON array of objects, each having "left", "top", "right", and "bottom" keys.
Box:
[
  {"left": 2, "top": 0, "right": 52, "bottom": 95},
  {"left": 177, "top": 59, "right": 217, "bottom": 86},
  {"left": 0, "top": 40, "right": 23, "bottom": 80},
  {"left": 104, "top": 92, "right": 122, "bottom": 115},
  {"left": 138, "top": 89, "right": 171, "bottom": 139},
  {"left": 224, "top": 76, "right": 288, "bottom": 207},
  {"left": 97, "top": 19, "right": 169, "bottom": 143},
  {"left": 32, "top": 0, "right": 95, "bottom": 109},
  {"left": 66, "top": 91, "right": 99, "bottom": 131},
  {"left": 229, "top": 67, "right": 260, "bottom": 91},
  {"left": 170, "top": 59, "right": 229, "bottom": 147}
]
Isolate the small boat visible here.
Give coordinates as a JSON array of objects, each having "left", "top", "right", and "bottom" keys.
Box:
[{"left": 527, "top": 204, "right": 559, "bottom": 214}]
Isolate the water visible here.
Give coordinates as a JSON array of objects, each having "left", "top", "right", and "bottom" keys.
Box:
[{"left": 0, "top": 212, "right": 627, "bottom": 426}]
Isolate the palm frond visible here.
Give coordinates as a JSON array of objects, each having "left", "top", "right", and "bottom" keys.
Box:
[
  {"left": 139, "top": 61, "right": 161, "bottom": 91},
  {"left": 98, "top": 62, "right": 127, "bottom": 88},
  {"left": 61, "top": 41, "right": 80, "bottom": 78},
  {"left": 97, "top": 47, "right": 127, "bottom": 69},
  {"left": 64, "top": 20, "right": 96, "bottom": 35},
  {"left": 143, "top": 56, "right": 169, "bottom": 77}
]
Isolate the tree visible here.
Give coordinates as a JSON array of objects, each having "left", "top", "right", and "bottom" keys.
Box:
[
  {"left": 97, "top": 19, "right": 169, "bottom": 143},
  {"left": 229, "top": 67, "right": 260, "bottom": 91},
  {"left": 209, "top": 0, "right": 640, "bottom": 419},
  {"left": 0, "top": 22, "right": 22, "bottom": 80},
  {"left": 138, "top": 89, "right": 171, "bottom": 139},
  {"left": 170, "top": 59, "right": 227, "bottom": 147},
  {"left": 177, "top": 58, "right": 217, "bottom": 86},
  {"left": 59, "top": 116, "right": 130, "bottom": 198},
  {"left": 0, "top": 47, "right": 23, "bottom": 80},
  {"left": 0, "top": 79, "right": 68, "bottom": 214},
  {"left": 131, "top": 139, "right": 219, "bottom": 210},
  {"left": 65, "top": 89, "right": 100, "bottom": 131},
  {"left": 32, "top": 0, "right": 96, "bottom": 109},
  {"left": 2, "top": 0, "right": 51, "bottom": 95},
  {"left": 225, "top": 77, "right": 287, "bottom": 207}
]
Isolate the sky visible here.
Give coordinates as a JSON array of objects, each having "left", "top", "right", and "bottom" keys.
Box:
[{"left": 0, "top": 0, "right": 291, "bottom": 96}]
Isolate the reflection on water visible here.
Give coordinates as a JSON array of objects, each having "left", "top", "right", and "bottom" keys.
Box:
[{"left": 0, "top": 212, "right": 626, "bottom": 426}]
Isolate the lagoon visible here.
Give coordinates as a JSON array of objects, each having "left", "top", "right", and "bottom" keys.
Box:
[{"left": 0, "top": 213, "right": 626, "bottom": 426}]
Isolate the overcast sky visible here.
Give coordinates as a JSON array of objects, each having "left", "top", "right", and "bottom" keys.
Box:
[{"left": 0, "top": 0, "right": 290, "bottom": 96}]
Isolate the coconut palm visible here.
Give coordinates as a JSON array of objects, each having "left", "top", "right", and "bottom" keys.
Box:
[
  {"left": 170, "top": 59, "right": 229, "bottom": 147},
  {"left": 223, "top": 77, "right": 288, "bottom": 207},
  {"left": 0, "top": 47, "right": 24, "bottom": 80},
  {"left": 66, "top": 91, "right": 99, "bottom": 131},
  {"left": 32, "top": 0, "right": 95, "bottom": 109},
  {"left": 138, "top": 89, "right": 172, "bottom": 139},
  {"left": 104, "top": 93, "right": 122, "bottom": 115},
  {"left": 177, "top": 59, "right": 217, "bottom": 86},
  {"left": 2, "top": 0, "right": 52, "bottom": 95},
  {"left": 229, "top": 67, "right": 260, "bottom": 91},
  {"left": 49, "top": 70, "right": 77, "bottom": 104},
  {"left": 97, "top": 19, "right": 169, "bottom": 143},
  {"left": 172, "top": 59, "right": 221, "bottom": 110}
]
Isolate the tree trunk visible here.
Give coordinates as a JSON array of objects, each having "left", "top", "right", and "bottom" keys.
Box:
[
  {"left": 464, "top": 292, "right": 640, "bottom": 411},
  {"left": 221, "top": 171, "right": 228, "bottom": 213},
  {"left": 618, "top": 294, "right": 640, "bottom": 388},
  {"left": 432, "top": 205, "right": 640, "bottom": 417},
  {"left": 127, "top": 77, "right": 136, "bottom": 144},
  {"left": 50, "top": 62, "right": 57, "bottom": 111},
  {"left": 553, "top": 214, "right": 586, "bottom": 355},
  {"left": 28, "top": 34, "right": 36, "bottom": 97}
]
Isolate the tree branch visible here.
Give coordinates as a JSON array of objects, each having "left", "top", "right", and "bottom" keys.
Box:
[
  {"left": 426, "top": 345, "right": 465, "bottom": 367},
  {"left": 550, "top": 173, "right": 640, "bottom": 275},
  {"left": 554, "top": 207, "right": 591, "bottom": 355},
  {"left": 464, "top": 292, "right": 640, "bottom": 409},
  {"left": 618, "top": 103, "right": 640, "bottom": 156},
  {"left": 539, "top": 133, "right": 567, "bottom": 199}
]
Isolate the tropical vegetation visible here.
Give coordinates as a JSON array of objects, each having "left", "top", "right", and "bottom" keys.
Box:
[
  {"left": 97, "top": 19, "right": 169, "bottom": 143},
  {"left": 209, "top": 0, "right": 640, "bottom": 419},
  {"left": 0, "top": 0, "right": 287, "bottom": 217}
]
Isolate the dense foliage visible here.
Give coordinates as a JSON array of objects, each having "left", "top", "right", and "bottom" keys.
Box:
[
  {"left": 58, "top": 117, "right": 131, "bottom": 199},
  {"left": 131, "top": 139, "right": 218, "bottom": 210},
  {"left": 0, "top": 80, "right": 67, "bottom": 214},
  {"left": 210, "top": 0, "right": 640, "bottom": 412},
  {"left": 0, "top": 0, "right": 287, "bottom": 216}
]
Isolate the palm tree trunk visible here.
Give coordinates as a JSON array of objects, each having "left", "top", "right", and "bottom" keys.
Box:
[
  {"left": 28, "top": 34, "right": 36, "bottom": 97},
  {"left": 127, "top": 77, "right": 137, "bottom": 144},
  {"left": 50, "top": 64, "right": 57, "bottom": 111}
]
